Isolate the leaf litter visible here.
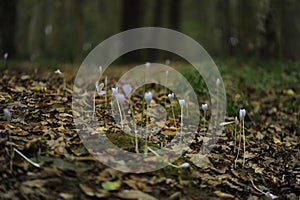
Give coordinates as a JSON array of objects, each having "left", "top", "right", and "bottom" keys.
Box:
[{"left": 0, "top": 66, "right": 299, "bottom": 200}]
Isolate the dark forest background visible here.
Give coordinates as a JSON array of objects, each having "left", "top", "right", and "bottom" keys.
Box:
[{"left": 1, "top": 0, "right": 300, "bottom": 63}]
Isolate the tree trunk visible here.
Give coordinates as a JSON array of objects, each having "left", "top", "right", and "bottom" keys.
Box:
[{"left": 0, "top": 0, "right": 17, "bottom": 57}]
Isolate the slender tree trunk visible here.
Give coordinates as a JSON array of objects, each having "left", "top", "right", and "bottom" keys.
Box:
[
  {"left": 121, "top": 0, "right": 144, "bottom": 62},
  {"left": 169, "top": 0, "right": 181, "bottom": 31},
  {"left": 0, "top": 0, "right": 17, "bottom": 56}
]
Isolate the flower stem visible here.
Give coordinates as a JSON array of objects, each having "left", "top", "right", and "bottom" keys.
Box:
[
  {"left": 171, "top": 104, "right": 176, "bottom": 127},
  {"left": 234, "top": 123, "right": 237, "bottom": 152},
  {"left": 14, "top": 148, "right": 40, "bottom": 168},
  {"left": 235, "top": 121, "right": 242, "bottom": 168},
  {"left": 242, "top": 119, "right": 246, "bottom": 168},
  {"left": 180, "top": 106, "right": 184, "bottom": 147},
  {"left": 92, "top": 92, "right": 96, "bottom": 120},
  {"left": 203, "top": 111, "right": 206, "bottom": 128},
  {"left": 115, "top": 96, "right": 123, "bottom": 130},
  {"left": 144, "top": 104, "right": 149, "bottom": 156}
]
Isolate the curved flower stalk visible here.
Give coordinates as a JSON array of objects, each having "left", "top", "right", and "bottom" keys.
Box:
[
  {"left": 147, "top": 146, "right": 190, "bottom": 169},
  {"left": 250, "top": 178, "right": 278, "bottom": 199}
]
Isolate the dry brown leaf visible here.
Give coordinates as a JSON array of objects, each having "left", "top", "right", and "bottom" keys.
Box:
[
  {"left": 117, "top": 190, "right": 157, "bottom": 200},
  {"left": 186, "top": 154, "right": 212, "bottom": 169},
  {"left": 273, "top": 136, "right": 283, "bottom": 146},
  {"left": 214, "top": 190, "right": 235, "bottom": 199},
  {"left": 79, "top": 184, "right": 94, "bottom": 197}
]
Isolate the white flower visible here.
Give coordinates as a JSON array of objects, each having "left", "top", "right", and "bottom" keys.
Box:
[
  {"left": 4, "top": 53, "right": 8, "bottom": 59},
  {"left": 122, "top": 84, "right": 132, "bottom": 95},
  {"left": 265, "top": 192, "right": 278, "bottom": 200},
  {"left": 117, "top": 93, "right": 125, "bottom": 104},
  {"left": 235, "top": 116, "right": 239, "bottom": 124},
  {"left": 165, "top": 70, "right": 169, "bottom": 76},
  {"left": 95, "top": 82, "right": 104, "bottom": 91},
  {"left": 98, "top": 83, "right": 104, "bottom": 90},
  {"left": 99, "top": 66, "right": 103, "bottom": 73},
  {"left": 168, "top": 93, "right": 174, "bottom": 100},
  {"left": 239, "top": 109, "right": 246, "bottom": 120},
  {"left": 180, "top": 162, "right": 190, "bottom": 168},
  {"left": 216, "top": 78, "right": 220, "bottom": 86},
  {"left": 202, "top": 103, "right": 208, "bottom": 111},
  {"left": 145, "top": 62, "right": 151, "bottom": 67},
  {"left": 179, "top": 99, "right": 185, "bottom": 107},
  {"left": 54, "top": 69, "right": 62, "bottom": 74},
  {"left": 83, "top": 91, "right": 89, "bottom": 97},
  {"left": 220, "top": 125, "right": 226, "bottom": 130},
  {"left": 98, "top": 90, "right": 106, "bottom": 96},
  {"left": 3, "top": 108, "right": 11, "bottom": 120},
  {"left": 112, "top": 87, "right": 118, "bottom": 95},
  {"left": 144, "top": 92, "right": 152, "bottom": 103},
  {"left": 219, "top": 121, "right": 236, "bottom": 126},
  {"left": 165, "top": 59, "right": 171, "bottom": 65}
]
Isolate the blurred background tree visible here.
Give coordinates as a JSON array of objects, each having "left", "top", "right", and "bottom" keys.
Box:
[{"left": 0, "top": 0, "right": 299, "bottom": 63}]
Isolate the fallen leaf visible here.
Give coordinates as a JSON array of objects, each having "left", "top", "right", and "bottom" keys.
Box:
[
  {"left": 101, "top": 180, "right": 121, "bottom": 191},
  {"left": 273, "top": 136, "right": 283, "bottom": 146},
  {"left": 117, "top": 190, "right": 157, "bottom": 200},
  {"left": 79, "top": 184, "right": 94, "bottom": 197},
  {"left": 214, "top": 190, "right": 235, "bottom": 199},
  {"left": 186, "top": 154, "right": 212, "bottom": 169},
  {"left": 283, "top": 89, "right": 295, "bottom": 96}
]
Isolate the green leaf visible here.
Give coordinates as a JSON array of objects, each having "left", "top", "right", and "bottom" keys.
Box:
[{"left": 101, "top": 180, "right": 121, "bottom": 191}]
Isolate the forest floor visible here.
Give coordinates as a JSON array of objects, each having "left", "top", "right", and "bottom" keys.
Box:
[{"left": 0, "top": 60, "right": 299, "bottom": 200}]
